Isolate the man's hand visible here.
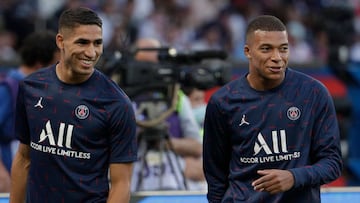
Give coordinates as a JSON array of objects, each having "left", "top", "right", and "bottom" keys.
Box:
[{"left": 252, "top": 169, "right": 294, "bottom": 194}]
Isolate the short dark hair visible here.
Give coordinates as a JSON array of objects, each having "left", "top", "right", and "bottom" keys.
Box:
[
  {"left": 58, "top": 7, "right": 102, "bottom": 31},
  {"left": 246, "top": 15, "right": 286, "bottom": 40},
  {"left": 19, "top": 30, "right": 58, "bottom": 67}
]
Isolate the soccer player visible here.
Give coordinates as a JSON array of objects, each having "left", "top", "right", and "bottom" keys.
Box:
[
  {"left": 10, "top": 7, "right": 137, "bottom": 203},
  {"left": 203, "top": 15, "right": 342, "bottom": 203}
]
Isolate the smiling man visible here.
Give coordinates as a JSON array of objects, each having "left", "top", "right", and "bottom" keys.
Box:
[
  {"left": 203, "top": 15, "right": 342, "bottom": 203},
  {"left": 10, "top": 7, "right": 137, "bottom": 203}
]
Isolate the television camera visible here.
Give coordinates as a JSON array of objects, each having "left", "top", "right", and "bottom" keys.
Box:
[
  {"left": 103, "top": 47, "right": 231, "bottom": 95},
  {"left": 101, "top": 47, "right": 231, "bottom": 191},
  {"left": 101, "top": 47, "right": 232, "bottom": 127}
]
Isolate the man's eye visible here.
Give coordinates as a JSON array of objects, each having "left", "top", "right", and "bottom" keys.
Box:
[
  {"left": 280, "top": 47, "right": 289, "bottom": 52},
  {"left": 76, "top": 40, "right": 88, "bottom": 45},
  {"left": 95, "top": 40, "right": 103, "bottom": 46}
]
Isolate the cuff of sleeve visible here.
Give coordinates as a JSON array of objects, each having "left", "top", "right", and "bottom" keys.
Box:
[{"left": 289, "top": 168, "right": 306, "bottom": 188}]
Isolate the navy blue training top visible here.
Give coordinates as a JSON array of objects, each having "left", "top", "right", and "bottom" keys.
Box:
[
  {"left": 15, "top": 65, "right": 137, "bottom": 202},
  {"left": 203, "top": 68, "right": 342, "bottom": 203}
]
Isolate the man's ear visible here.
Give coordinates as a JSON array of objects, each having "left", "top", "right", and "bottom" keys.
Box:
[
  {"left": 244, "top": 45, "right": 251, "bottom": 59},
  {"left": 56, "top": 33, "right": 64, "bottom": 49}
]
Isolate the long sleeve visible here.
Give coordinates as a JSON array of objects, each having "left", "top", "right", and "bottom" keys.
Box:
[
  {"left": 203, "top": 96, "right": 231, "bottom": 202},
  {"left": 289, "top": 88, "right": 343, "bottom": 188}
]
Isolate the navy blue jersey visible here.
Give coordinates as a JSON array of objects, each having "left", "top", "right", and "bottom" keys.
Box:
[
  {"left": 203, "top": 68, "right": 342, "bottom": 203},
  {"left": 15, "top": 65, "right": 137, "bottom": 202}
]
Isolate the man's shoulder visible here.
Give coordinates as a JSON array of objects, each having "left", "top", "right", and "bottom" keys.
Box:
[
  {"left": 25, "top": 65, "right": 54, "bottom": 81},
  {"left": 286, "top": 68, "right": 328, "bottom": 90},
  {"left": 0, "top": 70, "right": 16, "bottom": 83},
  {"left": 0, "top": 70, "right": 20, "bottom": 98},
  {"left": 92, "top": 69, "right": 132, "bottom": 102}
]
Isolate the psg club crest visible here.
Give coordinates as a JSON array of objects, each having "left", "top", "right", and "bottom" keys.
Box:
[
  {"left": 287, "top": 106, "right": 301, "bottom": 121},
  {"left": 75, "top": 105, "right": 89, "bottom": 119}
]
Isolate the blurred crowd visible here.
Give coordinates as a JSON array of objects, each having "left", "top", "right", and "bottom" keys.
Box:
[
  {"left": 0, "top": 0, "right": 360, "bottom": 66},
  {"left": 1, "top": 0, "right": 360, "bottom": 191}
]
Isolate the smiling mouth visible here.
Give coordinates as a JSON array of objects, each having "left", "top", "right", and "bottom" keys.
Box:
[
  {"left": 81, "top": 59, "right": 94, "bottom": 66},
  {"left": 269, "top": 66, "right": 282, "bottom": 72}
]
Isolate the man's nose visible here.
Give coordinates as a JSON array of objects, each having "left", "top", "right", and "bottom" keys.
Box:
[
  {"left": 271, "top": 50, "right": 282, "bottom": 61},
  {"left": 84, "top": 45, "right": 97, "bottom": 58}
]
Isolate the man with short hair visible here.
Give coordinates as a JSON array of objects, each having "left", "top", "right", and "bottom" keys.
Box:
[
  {"left": 203, "top": 15, "right": 342, "bottom": 203},
  {"left": 10, "top": 7, "right": 137, "bottom": 202}
]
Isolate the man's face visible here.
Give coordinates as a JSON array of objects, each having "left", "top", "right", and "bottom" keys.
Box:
[
  {"left": 244, "top": 30, "right": 289, "bottom": 89},
  {"left": 189, "top": 88, "right": 205, "bottom": 108},
  {"left": 57, "top": 24, "right": 103, "bottom": 80}
]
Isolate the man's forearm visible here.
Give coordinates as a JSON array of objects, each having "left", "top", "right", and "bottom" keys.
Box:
[
  {"left": 107, "top": 163, "right": 133, "bottom": 203},
  {"left": 10, "top": 146, "right": 30, "bottom": 203},
  {"left": 107, "top": 186, "right": 130, "bottom": 203}
]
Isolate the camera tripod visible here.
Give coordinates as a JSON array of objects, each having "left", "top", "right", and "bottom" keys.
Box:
[{"left": 133, "top": 83, "right": 188, "bottom": 191}]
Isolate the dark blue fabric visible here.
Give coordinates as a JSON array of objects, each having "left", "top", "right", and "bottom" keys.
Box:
[
  {"left": 16, "top": 65, "right": 138, "bottom": 202},
  {"left": 0, "top": 71, "right": 19, "bottom": 142},
  {"left": 203, "top": 68, "right": 342, "bottom": 203},
  {"left": 0, "top": 69, "right": 22, "bottom": 172}
]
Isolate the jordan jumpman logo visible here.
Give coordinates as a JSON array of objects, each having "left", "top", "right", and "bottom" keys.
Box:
[
  {"left": 34, "top": 97, "right": 44, "bottom": 108},
  {"left": 239, "top": 115, "right": 250, "bottom": 126}
]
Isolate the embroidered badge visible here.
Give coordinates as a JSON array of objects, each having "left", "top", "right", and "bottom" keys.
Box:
[
  {"left": 75, "top": 105, "right": 89, "bottom": 119},
  {"left": 287, "top": 106, "right": 301, "bottom": 121}
]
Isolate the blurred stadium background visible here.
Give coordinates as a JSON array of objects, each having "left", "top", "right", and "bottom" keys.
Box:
[{"left": 1, "top": 0, "right": 360, "bottom": 202}]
